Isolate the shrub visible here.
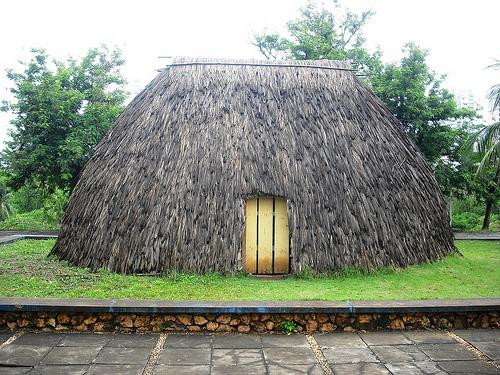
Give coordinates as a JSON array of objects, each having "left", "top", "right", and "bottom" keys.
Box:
[
  {"left": 0, "top": 209, "right": 59, "bottom": 230},
  {"left": 451, "top": 212, "right": 482, "bottom": 231},
  {"left": 7, "top": 182, "right": 48, "bottom": 213},
  {"left": 0, "top": 187, "right": 69, "bottom": 230},
  {"left": 0, "top": 181, "right": 14, "bottom": 221},
  {"left": 42, "top": 188, "right": 69, "bottom": 224}
]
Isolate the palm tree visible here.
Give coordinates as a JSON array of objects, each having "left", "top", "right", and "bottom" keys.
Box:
[
  {"left": 488, "top": 59, "right": 500, "bottom": 115},
  {"left": 467, "top": 60, "right": 500, "bottom": 230},
  {"left": 472, "top": 122, "right": 499, "bottom": 177}
]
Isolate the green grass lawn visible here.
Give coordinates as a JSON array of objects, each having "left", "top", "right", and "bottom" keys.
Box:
[{"left": 0, "top": 239, "right": 498, "bottom": 301}]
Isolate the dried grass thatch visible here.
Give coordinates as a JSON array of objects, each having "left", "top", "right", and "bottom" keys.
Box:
[{"left": 51, "top": 57, "right": 455, "bottom": 274}]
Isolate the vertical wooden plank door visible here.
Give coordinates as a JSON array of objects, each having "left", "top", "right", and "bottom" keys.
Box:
[{"left": 244, "top": 197, "right": 289, "bottom": 274}]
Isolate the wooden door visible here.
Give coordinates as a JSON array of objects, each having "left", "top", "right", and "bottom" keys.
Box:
[{"left": 244, "top": 197, "right": 289, "bottom": 274}]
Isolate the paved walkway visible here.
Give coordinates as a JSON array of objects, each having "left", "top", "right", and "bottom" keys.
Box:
[
  {"left": 0, "top": 231, "right": 58, "bottom": 245},
  {"left": 0, "top": 330, "right": 498, "bottom": 374},
  {"left": 454, "top": 232, "right": 500, "bottom": 240}
]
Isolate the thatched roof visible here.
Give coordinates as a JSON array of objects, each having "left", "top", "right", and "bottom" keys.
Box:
[{"left": 51, "top": 57, "right": 455, "bottom": 274}]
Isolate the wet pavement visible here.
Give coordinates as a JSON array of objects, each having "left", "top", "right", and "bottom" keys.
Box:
[{"left": 0, "top": 330, "right": 498, "bottom": 374}]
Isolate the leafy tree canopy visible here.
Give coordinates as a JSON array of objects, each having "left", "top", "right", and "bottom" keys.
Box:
[
  {"left": 1, "top": 46, "right": 127, "bottom": 190},
  {"left": 254, "top": 3, "right": 476, "bottom": 164},
  {"left": 253, "top": 1, "right": 383, "bottom": 74},
  {"left": 370, "top": 43, "right": 476, "bottom": 163}
]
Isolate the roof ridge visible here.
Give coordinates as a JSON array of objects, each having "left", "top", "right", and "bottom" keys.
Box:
[
  {"left": 164, "top": 60, "right": 356, "bottom": 72},
  {"left": 160, "top": 56, "right": 353, "bottom": 71}
]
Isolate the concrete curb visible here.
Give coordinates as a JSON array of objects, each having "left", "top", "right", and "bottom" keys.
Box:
[
  {"left": 1, "top": 297, "right": 498, "bottom": 314},
  {"left": 454, "top": 232, "right": 500, "bottom": 240}
]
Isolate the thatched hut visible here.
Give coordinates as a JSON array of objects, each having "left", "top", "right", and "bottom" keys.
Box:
[{"left": 51, "top": 57, "right": 455, "bottom": 275}]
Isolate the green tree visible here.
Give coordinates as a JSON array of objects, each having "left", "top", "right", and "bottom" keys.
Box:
[
  {"left": 458, "top": 139, "right": 499, "bottom": 230},
  {"left": 370, "top": 43, "right": 475, "bottom": 163},
  {"left": 253, "top": 1, "right": 382, "bottom": 74},
  {"left": 462, "top": 60, "right": 500, "bottom": 230},
  {"left": 253, "top": 4, "right": 473, "bottom": 165},
  {"left": 433, "top": 121, "right": 477, "bottom": 198},
  {"left": 1, "top": 46, "right": 127, "bottom": 190}
]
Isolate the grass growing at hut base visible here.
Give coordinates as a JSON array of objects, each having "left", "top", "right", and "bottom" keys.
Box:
[{"left": 0, "top": 239, "right": 498, "bottom": 301}]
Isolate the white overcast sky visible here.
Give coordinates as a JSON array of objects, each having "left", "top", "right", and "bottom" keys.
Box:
[{"left": 0, "top": 0, "right": 498, "bottom": 148}]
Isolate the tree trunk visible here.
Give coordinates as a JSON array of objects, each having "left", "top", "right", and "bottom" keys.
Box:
[
  {"left": 482, "top": 199, "right": 493, "bottom": 230},
  {"left": 482, "top": 167, "right": 500, "bottom": 231},
  {"left": 448, "top": 192, "right": 452, "bottom": 224}
]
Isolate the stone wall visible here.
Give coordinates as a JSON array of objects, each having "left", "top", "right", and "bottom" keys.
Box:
[{"left": 1, "top": 311, "right": 498, "bottom": 333}]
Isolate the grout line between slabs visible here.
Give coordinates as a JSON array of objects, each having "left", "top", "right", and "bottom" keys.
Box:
[
  {"left": 306, "top": 334, "right": 333, "bottom": 375},
  {"left": 0, "top": 331, "right": 24, "bottom": 349},
  {"left": 357, "top": 333, "right": 394, "bottom": 375},
  {"left": 142, "top": 333, "right": 167, "bottom": 375},
  {"left": 258, "top": 335, "right": 269, "bottom": 375},
  {"left": 209, "top": 334, "right": 213, "bottom": 375},
  {"left": 82, "top": 333, "right": 111, "bottom": 374},
  {"left": 447, "top": 331, "right": 499, "bottom": 370}
]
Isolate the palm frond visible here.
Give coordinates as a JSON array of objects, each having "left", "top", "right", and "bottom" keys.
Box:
[
  {"left": 475, "top": 121, "right": 500, "bottom": 155},
  {"left": 464, "top": 122, "right": 499, "bottom": 154},
  {"left": 489, "top": 84, "right": 500, "bottom": 113},
  {"left": 465, "top": 122, "right": 500, "bottom": 178},
  {"left": 486, "top": 59, "right": 500, "bottom": 70},
  {"left": 487, "top": 59, "right": 500, "bottom": 112},
  {"left": 476, "top": 140, "right": 500, "bottom": 177}
]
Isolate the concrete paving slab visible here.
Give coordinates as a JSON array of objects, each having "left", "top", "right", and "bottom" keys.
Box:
[
  {"left": 261, "top": 334, "right": 309, "bottom": 348},
  {"left": 94, "top": 347, "right": 151, "bottom": 365},
  {"left": 86, "top": 364, "right": 145, "bottom": 375},
  {"left": 213, "top": 334, "right": 262, "bottom": 348},
  {"left": 0, "top": 368, "right": 32, "bottom": 375},
  {"left": 157, "top": 348, "right": 211, "bottom": 365},
  {"left": 0, "top": 331, "right": 498, "bottom": 374},
  {"left": 472, "top": 341, "right": 500, "bottom": 360},
  {"left": 58, "top": 333, "right": 111, "bottom": 347},
  {"left": 0, "top": 345, "right": 51, "bottom": 366},
  {"left": 437, "top": 360, "right": 500, "bottom": 374},
  {"left": 454, "top": 329, "right": 500, "bottom": 342},
  {"left": 212, "top": 348, "right": 263, "bottom": 366},
  {"left": 403, "top": 330, "right": 457, "bottom": 344},
  {"left": 314, "top": 333, "right": 367, "bottom": 348},
  {"left": 153, "top": 365, "right": 211, "bottom": 375},
  {"left": 106, "top": 334, "right": 159, "bottom": 348},
  {"left": 370, "top": 344, "right": 429, "bottom": 363},
  {"left": 211, "top": 365, "right": 267, "bottom": 374},
  {"left": 263, "top": 347, "right": 317, "bottom": 365},
  {"left": 13, "top": 333, "right": 63, "bottom": 347},
  {"left": 360, "top": 332, "right": 413, "bottom": 346},
  {"left": 417, "top": 343, "right": 479, "bottom": 361},
  {"left": 385, "top": 361, "right": 446, "bottom": 375},
  {"left": 322, "top": 347, "right": 379, "bottom": 364},
  {"left": 267, "top": 364, "right": 324, "bottom": 374},
  {"left": 41, "top": 346, "right": 101, "bottom": 365},
  {"left": 28, "top": 365, "right": 88, "bottom": 375},
  {"left": 331, "top": 362, "right": 390, "bottom": 375},
  {"left": 165, "top": 334, "right": 212, "bottom": 348}
]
